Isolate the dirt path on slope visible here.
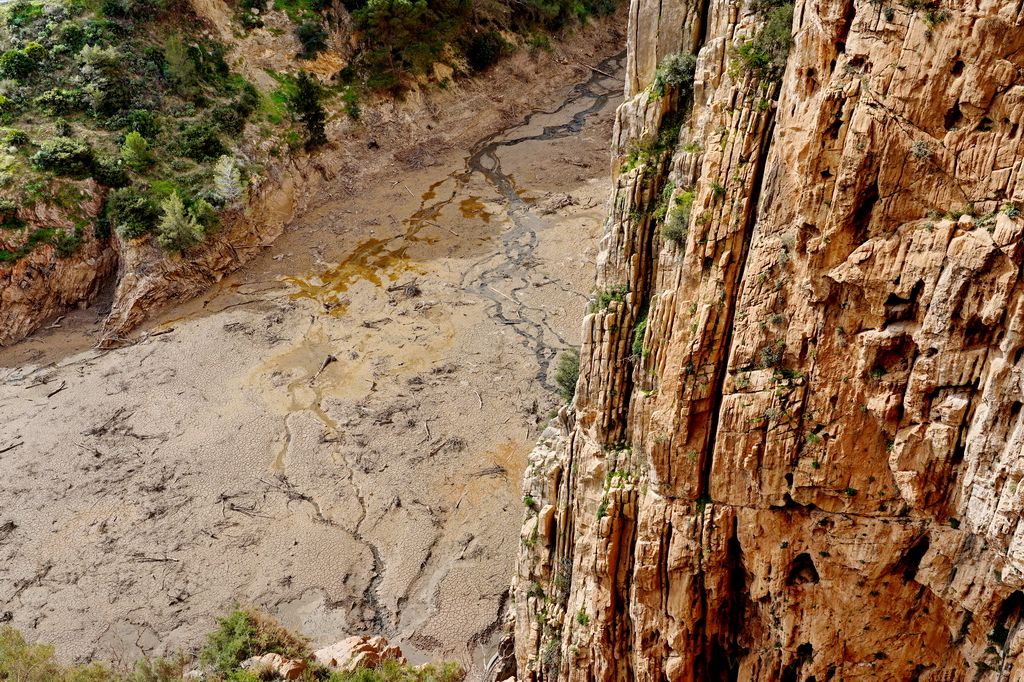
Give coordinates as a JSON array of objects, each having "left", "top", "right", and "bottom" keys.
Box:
[{"left": 0, "top": 48, "right": 624, "bottom": 675}]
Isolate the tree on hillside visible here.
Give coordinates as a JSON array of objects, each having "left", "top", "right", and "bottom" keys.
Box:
[
  {"left": 156, "top": 192, "right": 202, "bottom": 251},
  {"left": 289, "top": 71, "right": 327, "bottom": 150},
  {"left": 121, "top": 131, "right": 152, "bottom": 170},
  {"left": 213, "top": 155, "right": 243, "bottom": 203}
]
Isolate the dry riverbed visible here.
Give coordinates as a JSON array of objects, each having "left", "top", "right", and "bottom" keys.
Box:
[{"left": 0, "top": 44, "right": 625, "bottom": 676}]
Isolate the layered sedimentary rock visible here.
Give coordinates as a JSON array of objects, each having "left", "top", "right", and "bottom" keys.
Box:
[{"left": 515, "top": 0, "right": 1024, "bottom": 679}]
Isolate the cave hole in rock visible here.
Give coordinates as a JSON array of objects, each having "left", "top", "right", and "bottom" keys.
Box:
[
  {"left": 786, "top": 553, "right": 820, "bottom": 586},
  {"left": 951, "top": 59, "right": 964, "bottom": 76},
  {"left": 989, "top": 590, "right": 1024, "bottom": 647},
  {"left": 964, "top": 315, "right": 996, "bottom": 348},
  {"left": 895, "top": 535, "right": 930, "bottom": 583},
  {"left": 944, "top": 102, "right": 962, "bottom": 131},
  {"left": 851, "top": 180, "right": 879, "bottom": 243},
  {"left": 883, "top": 281, "right": 923, "bottom": 323}
]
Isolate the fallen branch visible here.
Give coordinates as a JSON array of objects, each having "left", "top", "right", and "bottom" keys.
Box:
[
  {"left": 46, "top": 381, "right": 67, "bottom": 399},
  {"left": 578, "top": 61, "right": 619, "bottom": 79},
  {"left": 423, "top": 219, "right": 459, "bottom": 236},
  {"left": 0, "top": 442, "right": 23, "bottom": 454},
  {"left": 131, "top": 554, "right": 180, "bottom": 563},
  {"left": 310, "top": 355, "right": 337, "bottom": 384}
]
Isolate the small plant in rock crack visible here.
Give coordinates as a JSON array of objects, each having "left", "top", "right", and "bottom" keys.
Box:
[
  {"left": 651, "top": 52, "right": 697, "bottom": 99},
  {"left": 576, "top": 609, "right": 590, "bottom": 626},
  {"left": 523, "top": 494, "right": 537, "bottom": 509},
  {"left": 591, "top": 284, "right": 629, "bottom": 311},
  {"left": 759, "top": 340, "right": 785, "bottom": 368},
  {"left": 542, "top": 636, "right": 562, "bottom": 672},
  {"left": 554, "top": 349, "right": 580, "bottom": 403},
  {"left": 911, "top": 139, "right": 932, "bottom": 159},
  {"left": 661, "top": 190, "right": 694, "bottom": 247}
]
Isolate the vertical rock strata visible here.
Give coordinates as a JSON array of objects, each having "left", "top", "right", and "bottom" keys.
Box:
[{"left": 515, "top": 0, "right": 1024, "bottom": 679}]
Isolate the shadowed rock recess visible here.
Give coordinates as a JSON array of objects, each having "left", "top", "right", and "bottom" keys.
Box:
[{"left": 511, "top": 0, "right": 1024, "bottom": 680}]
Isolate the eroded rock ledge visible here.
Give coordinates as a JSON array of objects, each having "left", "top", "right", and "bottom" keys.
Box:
[{"left": 513, "top": 0, "right": 1024, "bottom": 679}]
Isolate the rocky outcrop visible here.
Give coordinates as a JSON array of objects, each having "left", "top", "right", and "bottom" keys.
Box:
[
  {"left": 514, "top": 0, "right": 1024, "bottom": 680},
  {"left": 314, "top": 635, "right": 407, "bottom": 672},
  {"left": 0, "top": 181, "right": 115, "bottom": 346}
]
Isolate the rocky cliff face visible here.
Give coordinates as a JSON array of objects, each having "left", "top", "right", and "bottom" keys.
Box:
[
  {"left": 514, "top": 0, "right": 1024, "bottom": 679},
  {"left": 0, "top": 182, "right": 115, "bottom": 346}
]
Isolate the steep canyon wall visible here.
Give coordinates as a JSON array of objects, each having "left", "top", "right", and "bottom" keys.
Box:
[{"left": 514, "top": 0, "right": 1024, "bottom": 679}]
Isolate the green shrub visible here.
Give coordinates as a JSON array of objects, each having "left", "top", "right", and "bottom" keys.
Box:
[
  {"left": 112, "top": 109, "right": 161, "bottom": 138},
  {"left": 188, "top": 196, "right": 219, "bottom": 232},
  {"left": 199, "top": 607, "right": 310, "bottom": 676},
  {"left": 0, "top": 197, "right": 22, "bottom": 229},
  {"left": 465, "top": 30, "right": 504, "bottom": 72},
  {"left": 34, "top": 89, "right": 86, "bottom": 115},
  {"left": 0, "top": 625, "right": 113, "bottom": 681},
  {"left": 652, "top": 52, "right": 696, "bottom": 98},
  {"left": 631, "top": 313, "right": 648, "bottom": 356},
  {"left": 342, "top": 86, "right": 361, "bottom": 120},
  {"left": 2, "top": 128, "right": 28, "bottom": 147},
  {"left": 295, "top": 21, "right": 328, "bottom": 59},
  {"left": 661, "top": 190, "right": 693, "bottom": 247},
  {"left": 213, "top": 155, "right": 243, "bottom": 203},
  {"left": 156, "top": 192, "right": 202, "bottom": 251},
  {"left": 554, "top": 348, "right": 580, "bottom": 403},
  {"left": 164, "top": 35, "right": 198, "bottom": 90},
  {"left": 289, "top": 71, "right": 326, "bottom": 149},
  {"left": 121, "top": 131, "right": 152, "bottom": 170},
  {"left": 91, "top": 155, "right": 130, "bottom": 187},
  {"left": 593, "top": 284, "right": 628, "bottom": 310},
  {"left": 5, "top": 0, "right": 44, "bottom": 28},
  {"left": 54, "top": 227, "right": 85, "bottom": 257},
  {"left": 0, "top": 48, "right": 35, "bottom": 80},
  {"left": 107, "top": 186, "right": 158, "bottom": 238},
  {"left": 733, "top": 2, "right": 793, "bottom": 82},
  {"left": 31, "top": 137, "right": 95, "bottom": 177},
  {"left": 178, "top": 120, "right": 226, "bottom": 160}
]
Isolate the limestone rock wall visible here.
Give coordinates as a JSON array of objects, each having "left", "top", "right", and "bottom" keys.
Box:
[{"left": 514, "top": 0, "right": 1024, "bottom": 679}]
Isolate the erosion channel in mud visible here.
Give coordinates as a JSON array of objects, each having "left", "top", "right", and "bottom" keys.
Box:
[{"left": 0, "top": 53, "right": 625, "bottom": 675}]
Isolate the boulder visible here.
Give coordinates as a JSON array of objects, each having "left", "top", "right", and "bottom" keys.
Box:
[
  {"left": 314, "top": 635, "right": 406, "bottom": 672},
  {"left": 239, "top": 652, "right": 307, "bottom": 680}
]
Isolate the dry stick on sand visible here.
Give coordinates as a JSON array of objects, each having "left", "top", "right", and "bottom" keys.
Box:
[
  {"left": 423, "top": 219, "right": 459, "bottom": 236},
  {"left": 578, "top": 61, "right": 620, "bottom": 79},
  {"left": 310, "top": 355, "right": 337, "bottom": 384}
]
